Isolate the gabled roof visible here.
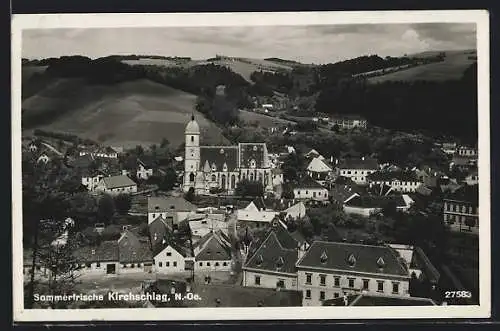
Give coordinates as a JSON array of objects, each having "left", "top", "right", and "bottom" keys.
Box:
[
  {"left": 74, "top": 241, "right": 120, "bottom": 263},
  {"left": 118, "top": 230, "right": 153, "bottom": 263},
  {"left": 307, "top": 157, "right": 333, "bottom": 173},
  {"left": 295, "top": 176, "right": 327, "bottom": 190},
  {"left": 137, "top": 155, "right": 156, "bottom": 168},
  {"left": 329, "top": 184, "right": 361, "bottom": 204},
  {"left": 101, "top": 175, "right": 136, "bottom": 189},
  {"left": 344, "top": 195, "right": 407, "bottom": 208},
  {"left": 367, "top": 171, "right": 419, "bottom": 182},
  {"left": 297, "top": 241, "right": 409, "bottom": 277},
  {"left": 444, "top": 184, "right": 478, "bottom": 204},
  {"left": 338, "top": 157, "right": 378, "bottom": 170},
  {"left": 200, "top": 146, "right": 239, "bottom": 172},
  {"left": 194, "top": 230, "right": 232, "bottom": 261},
  {"left": 148, "top": 196, "right": 197, "bottom": 213}
]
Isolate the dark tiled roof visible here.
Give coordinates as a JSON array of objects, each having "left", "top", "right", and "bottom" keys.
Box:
[
  {"left": 444, "top": 184, "right": 478, "bottom": 204},
  {"left": 295, "top": 176, "right": 326, "bottom": 189},
  {"left": 329, "top": 184, "right": 361, "bottom": 203},
  {"left": 200, "top": 146, "right": 238, "bottom": 172},
  {"left": 412, "top": 247, "right": 440, "bottom": 284},
  {"left": 101, "top": 175, "right": 136, "bottom": 189},
  {"left": 297, "top": 241, "right": 409, "bottom": 277},
  {"left": 344, "top": 195, "right": 406, "bottom": 208},
  {"left": 194, "top": 230, "right": 232, "bottom": 261},
  {"left": 367, "top": 171, "right": 419, "bottom": 182},
  {"left": 148, "top": 196, "right": 197, "bottom": 212},
  {"left": 74, "top": 241, "right": 120, "bottom": 263},
  {"left": 239, "top": 143, "right": 266, "bottom": 168},
  {"left": 138, "top": 155, "right": 156, "bottom": 168},
  {"left": 118, "top": 230, "right": 153, "bottom": 263},
  {"left": 149, "top": 216, "right": 173, "bottom": 249},
  {"left": 338, "top": 157, "right": 378, "bottom": 170},
  {"left": 244, "top": 221, "right": 304, "bottom": 274}
]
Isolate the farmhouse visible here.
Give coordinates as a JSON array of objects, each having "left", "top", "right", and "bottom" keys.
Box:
[
  {"left": 117, "top": 230, "right": 154, "bottom": 274},
  {"left": 243, "top": 219, "right": 309, "bottom": 291},
  {"left": 74, "top": 241, "right": 120, "bottom": 276},
  {"left": 147, "top": 196, "right": 197, "bottom": 225},
  {"left": 293, "top": 176, "right": 329, "bottom": 202},
  {"left": 136, "top": 156, "right": 155, "bottom": 180},
  {"left": 80, "top": 146, "right": 119, "bottom": 159},
  {"left": 443, "top": 184, "right": 479, "bottom": 235},
  {"left": 366, "top": 171, "right": 422, "bottom": 193},
  {"left": 95, "top": 175, "right": 137, "bottom": 195},
  {"left": 193, "top": 230, "right": 233, "bottom": 272},
  {"left": 343, "top": 195, "right": 414, "bottom": 217},
  {"left": 337, "top": 157, "right": 379, "bottom": 185},
  {"left": 296, "top": 241, "right": 410, "bottom": 306},
  {"left": 329, "top": 183, "right": 361, "bottom": 206},
  {"left": 183, "top": 115, "right": 273, "bottom": 195},
  {"left": 154, "top": 240, "right": 195, "bottom": 275},
  {"left": 307, "top": 157, "right": 333, "bottom": 185},
  {"left": 81, "top": 168, "right": 106, "bottom": 191},
  {"left": 331, "top": 115, "right": 367, "bottom": 130}
]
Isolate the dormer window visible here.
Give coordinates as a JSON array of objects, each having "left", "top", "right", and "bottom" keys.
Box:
[
  {"left": 347, "top": 253, "right": 356, "bottom": 267},
  {"left": 91, "top": 249, "right": 96, "bottom": 255},
  {"left": 223, "top": 163, "right": 228, "bottom": 172},
  {"left": 220, "top": 148, "right": 225, "bottom": 154},
  {"left": 212, "top": 164, "right": 217, "bottom": 171},
  {"left": 377, "top": 257, "right": 385, "bottom": 269},
  {"left": 276, "top": 256, "right": 284, "bottom": 269},
  {"left": 320, "top": 251, "right": 328, "bottom": 264},
  {"left": 256, "top": 255, "right": 264, "bottom": 266}
]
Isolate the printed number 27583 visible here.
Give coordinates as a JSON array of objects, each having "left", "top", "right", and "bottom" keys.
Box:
[{"left": 445, "top": 291, "right": 472, "bottom": 299}]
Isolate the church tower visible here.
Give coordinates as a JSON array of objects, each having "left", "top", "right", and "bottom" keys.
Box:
[{"left": 183, "top": 115, "right": 201, "bottom": 192}]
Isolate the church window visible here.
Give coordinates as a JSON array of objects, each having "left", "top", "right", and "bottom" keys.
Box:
[
  {"left": 250, "top": 173, "right": 254, "bottom": 181},
  {"left": 191, "top": 136, "right": 194, "bottom": 142},
  {"left": 212, "top": 174, "right": 216, "bottom": 182},
  {"left": 189, "top": 173, "right": 195, "bottom": 182}
]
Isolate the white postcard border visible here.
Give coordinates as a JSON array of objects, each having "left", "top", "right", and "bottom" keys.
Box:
[{"left": 11, "top": 10, "right": 491, "bottom": 321}]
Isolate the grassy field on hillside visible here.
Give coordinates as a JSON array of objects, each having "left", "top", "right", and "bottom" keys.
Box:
[
  {"left": 238, "top": 110, "right": 295, "bottom": 128},
  {"left": 368, "top": 50, "right": 476, "bottom": 83},
  {"left": 21, "top": 78, "right": 229, "bottom": 149}
]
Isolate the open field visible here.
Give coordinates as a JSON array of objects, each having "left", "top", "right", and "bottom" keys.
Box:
[
  {"left": 21, "top": 78, "right": 229, "bottom": 149},
  {"left": 238, "top": 109, "right": 296, "bottom": 128},
  {"left": 368, "top": 50, "right": 476, "bottom": 83}
]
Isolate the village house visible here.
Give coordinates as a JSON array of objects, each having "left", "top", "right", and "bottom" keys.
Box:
[
  {"left": 307, "top": 156, "right": 333, "bottom": 186},
  {"left": 81, "top": 168, "right": 106, "bottom": 191},
  {"left": 329, "top": 183, "right": 361, "bottom": 206},
  {"left": 304, "top": 149, "right": 323, "bottom": 160},
  {"left": 136, "top": 157, "right": 155, "bottom": 180},
  {"left": 188, "top": 214, "right": 229, "bottom": 243},
  {"left": 296, "top": 241, "right": 411, "bottom": 306},
  {"left": 193, "top": 230, "right": 233, "bottom": 272},
  {"left": 440, "top": 142, "right": 457, "bottom": 155},
  {"left": 237, "top": 197, "right": 278, "bottom": 228},
  {"left": 464, "top": 168, "right": 479, "bottom": 186},
  {"left": 117, "top": 230, "right": 154, "bottom": 274},
  {"left": 443, "top": 184, "right": 479, "bottom": 235},
  {"left": 94, "top": 175, "right": 137, "bottom": 195},
  {"left": 343, "top": 194, "right": 414, "bottom": 217},
  {"left": 80, "top": 146, "right": 119, "bottom": 159},
  {"left": 337, "top": 157, "right": 379, "bottom": 185},
  {"left": 153, "top": 239, "right": 195, "bottom": 275},
  {"left": 449, "top": 155, "right": 477, "bottom": 172},
  {"left": 366, "top": 171, "right": 423, "bottom": 193},
  {"left": 293, "top": 176, "right": 329, "bottom": 202},
  {"left": 457, "top": 145, "right": 478, "bottom": 157},
  {"left": 147, "top": 196, "right": 197, "bottom": 226},
  {"left": 330, "top": 115, "right": 367, "bottom": 130},
  {"left": 243, "top": 219, "right": 309, "bottom": 291},
  {"left": 388, "top": 244, "right": 440, "bottom": 287}
]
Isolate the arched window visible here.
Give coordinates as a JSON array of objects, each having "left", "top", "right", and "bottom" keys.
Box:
[
  {"left": 191, "top": 136, "right": 194, "bottom": 142},
  {"left": 250, "top": 173, "right": 254, "bottom": 181},
  {"left": 258, "top": 173, "right": 263, "bottom": 183},
  {"left": 211, "top": 174, "right": 216, "bottom": 182},
  {"left": 189, "top": 173, "right": 195, "bottom": 182},
  {"left": 231, "top": 174, "right": 236, "bottom": 189}
]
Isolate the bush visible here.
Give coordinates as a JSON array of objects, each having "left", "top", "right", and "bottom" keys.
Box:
[{"left": 113, "top": 194, "right": 132, "bottom": 215}]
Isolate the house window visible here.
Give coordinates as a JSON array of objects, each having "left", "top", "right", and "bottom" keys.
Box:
[
  {"left": 131, "top": 264, "right": 135, "bottom": 268},
  {"left": 277, "top": 280, "right": 285, "bottom": 288},
  {"left": 363, "top": 279, "right": 369, "bottom": 290},
  {"left": 319, "top": 274, "right": 326, "bottom": 286},
  {"left": 313, "top": 192, "right": 316, "bottom": 198},
  {"left": 207, "top": 262, "right": 211, "bottom": 266},
  {"left": 223, "top": 262, "right": 227, "bottom": 266},
  {"left": 392, "top": 282, "right": 399, "bottom": 294},
  {"left": 305, "top": 290, "right": 311, "bottom": 299},
  {"left": 86, "top": 263, "right": 91, "bottom": 269},
  {"left": 306, "top": 273, "right": 312, "bottom": 284},
  {"left": 377, "top": 281, "right": 384, "bottom": 292},
  {"left": 215, "top": 262, "right": 220, "bottom": 267},
  {"left": 166, "top": 262, "right": 170, "bottom": 267},
  {"left": 334, "top": 293, "right": 340, "bottom": 298},
  {"left": 96, "top": 263, "right": 100, "bottom": 268},
  {"left": 348, "top": 278, "right": 355, "bottom": 288},
  {"left": 334, "top": 277, "right": 340, "bottom": 287},
  {"left": 199, "top": 262, "right": 203, "bottom": 266},
  {"left": 255, "top": 276, "right": 261, "bottom": 285},
  {"left": 166, "top": 252, "right": 172, "bottom": 257},
  {"left": 173, "top": 262, "right": 177, "bottom": 267},
  {"left": 159, "top": 262, "right": 162, "bottom": 267},
  {"left": 320, "top": 291, "right": 325, "bottom": 301}
]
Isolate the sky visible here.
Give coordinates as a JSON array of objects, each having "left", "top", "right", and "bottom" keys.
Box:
[{"left": 22, "top": 23, "right": 476, "bottom": 64}]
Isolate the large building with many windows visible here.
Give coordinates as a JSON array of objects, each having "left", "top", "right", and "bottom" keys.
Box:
[
  {"left": 182, "top": 115, "right": 273, "bottom": 195},
  {"left": 443, "top": 184, "right": 479, "bottom": 235},
  {"left": 296, "top": 241, "right": 411, "bottom": 306}
]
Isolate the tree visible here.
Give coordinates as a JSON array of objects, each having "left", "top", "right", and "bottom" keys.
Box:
[
  {"left": 464, "top": 217, "right": 476, "bottom": 231},
  {"left": 113, "top": 194, "right": 132, "bottom": 215},
  {"left": 97, "top": 194, "right": 115, "bottom": 223},
  {"left": 159, "top": 167, "right": 178, "bottom": 191},
  {"left": 160, "top": 138, "right": 170, "bottom": 149},
  {"left": 235, "top": 179, "right": 264, "bottom": 197}
]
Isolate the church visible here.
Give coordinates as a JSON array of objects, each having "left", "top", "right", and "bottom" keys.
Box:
[{"left": 183, "top": 115, "right": 273, "bottom": 195}]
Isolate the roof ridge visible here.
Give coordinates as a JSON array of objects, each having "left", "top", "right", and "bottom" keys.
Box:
[{"left": 312, "top": 240, "right": 389, "bottom": 249}]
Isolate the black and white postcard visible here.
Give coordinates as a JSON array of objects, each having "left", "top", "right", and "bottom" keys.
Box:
[{"left": 11, "top": 10, "right": 490, "bottom": 321}]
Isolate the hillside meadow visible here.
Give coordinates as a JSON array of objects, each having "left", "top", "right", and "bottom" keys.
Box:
[{"left": 21, "top": 75, "right": 229, "bottom": 149}]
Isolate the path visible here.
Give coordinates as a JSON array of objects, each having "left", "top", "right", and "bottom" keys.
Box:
[{"left": 41, "top": 142, "right": 64, "bottom": 156}]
